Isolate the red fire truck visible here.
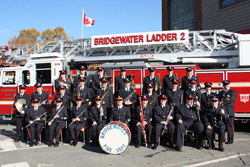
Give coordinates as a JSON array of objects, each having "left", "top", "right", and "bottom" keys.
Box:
[{"left": 0, "top": 30, "right": 249, "bottom": 122}]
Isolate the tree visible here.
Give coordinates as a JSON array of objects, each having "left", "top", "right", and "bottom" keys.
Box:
[
  {"left": 54, "top": 27, "right": 67, "bottom": 40},
  {"left": 41, "top": 29, "right": 56, "bottom": 42}
]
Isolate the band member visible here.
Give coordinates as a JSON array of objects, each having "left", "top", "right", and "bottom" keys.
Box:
[
  {"left": 163, "top": 66, "right": 179, "bottom": 93},
  {"left": 152, "top": 95, "right": 174, "bottom": 150},
  {"left": 91, "top": 67, "right": 104, "bottom": 94},
  {"left": 110, "top": 96, "right": 131, "bottom": 125},
  {"left": 90, "top": 96, "right": 107, "bottom": 146},
  {"left": 147, "top": 84, "right": 158, "bottom": 107},
  {"left": 54, "top": 86, "right": 71, "bottom": 110},
  {"left": 97, "top": 78, "right": 114, "bottom": 120},
  {"left": 72, "top": 77, "right": 91, "bottom": 107},
  {"left": 26, "top": 98, "right": 46, "bottom": 147},
  {"left": 218, "top": 80, "right": 237, "bottom": 144},
  {"left": 72, "top": 65, "right": 91, "bottom": 89},
  {"left": 135, "top": 95, "right": 153, "bottom": 148},
  {"left": 175, "top": 95, "right": 204, "bottom": 151},
  {"left": 48, "top": 97, "right": 68, "bottom": 147},
  {"left": 203, "top": 96, "right": 229, "bottom": 151},
  {"left": 55, "top": 70, "right": 71, "bottom": 95},
  {"left": 201, "top": 82, "right": 214, "bottom": 113},
  {"left": 31, "top": 83, "right": 48, "bottom": 108},
  {"left": 115, "top": 67, "right": 127, "bottom": 96},
  {"left": 68, "top": 96, "right": 88, "bottom": 146},
  {"left": 184, "top": 79, "right": 201, "bottom": 104},
  {"left": 143, "top": 67, "right": 161, "bottom": 94},
  {"left": 13, "top": 85, "right": 30, "bottom": 142},
  {"left": 166, "top": 80, "right": 183, "bottom": 107},
  {"left": 181, "top": 67, "right": 200, "bottom": 92}
]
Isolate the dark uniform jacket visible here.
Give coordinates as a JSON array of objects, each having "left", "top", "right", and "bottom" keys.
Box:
[
  {"left": 166, "top": 89, "right": 183, "bottom": 107},
  {"left": 13, "top": 93, "right": 31, "bottom": 118},
  {"left": 72, "top": 87, "right": 91, "bottom": 104},
  {"left": 90, "top": 105, "right": 107, "bottom": 124},
  {"left": 185, "top": 88, "right": 201, "bottom": 103},
  {"left": 97, "top": 88, "right": 114, "bottom": 108},
  {"left": 91, "top": 75, "right": 103, "bottom": 94},
  {"left": 218, "top": 89, "right": 237, "bottom": 116},
  {"left": 71, "top": 105, "right": 88, "bottom": 123},
  {"left": 176, "top": 104, "right": 200, "bottom": 127},
  {"left": 31, "top": 91, "right": 48, "bottom": 107},
  {"left": 135, "top": 105, "right": 153, "bottom": 124},
  {"left": 115, "top": 75, "right": 127, "bottom": 95},
  {"left": 143, "top": 76, "right": 161, "bottom": 94},
  {"left": 26, "top": 107, "right": 46, "bottom": 125},
  {"left": 154, "top": 104, "right": 171, "bottom": 124},
  {"left": 181, "top": 75, "right": 200, "bottom": 91},
  {"left": 54, "top": 94, "right": 71, "bottom": 110},
  {"left": 50, "top": 106, "right": 68, "bottom": 124},
  {"left": 55, "top": 78, "right": 72, "bottom": 95},
  {"left": 118, "top": 87, "right": 137, "bottom": 108},
  {"left": 201, "top": 92, "right": 214, "bottom": 113},
  {"left": 110, "top": 105, "right": 131, "bottom": 123},
  {"left": 163, "top": 74, "right": 180, "bottom": 93},
  {"left": 202, "top": 105, "right": 229, "bottom": 128},
  {"left": 148, "top": 93, "right": 159, "bottom": 107},
  {"left": 72, "top": 75, "right": 91, "bottom": 89}
]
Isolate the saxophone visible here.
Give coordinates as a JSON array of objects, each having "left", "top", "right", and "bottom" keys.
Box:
[
  {"left": 124, "top": 89, "right": 136, "bottom": 103},
  {"left": 101, "top": 90, "right": 109, "bottom": 105},
  {"left": 128, "top": 74, "right": 136, "bottom": 89}
]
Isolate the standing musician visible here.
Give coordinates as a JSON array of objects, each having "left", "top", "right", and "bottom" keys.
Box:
[
  {"left": 218, "top": 80, "right": 237, "bottom": 144},
  {"left": 203, "top": 96, "right": 229, "bottom": 151},
  {"left": 97, "top": 78, "right": 114, "bottom": 121},
  {"left": 147, "top": 84, "right": 159, "bottom": 107},
  {"left": 68, "top": 96, "right": 88, "bottom": 146},
  {"left": 26, "top": 98, "right": 46, "bottom": 147},
  {"left": 135, "top": 95, "right": 153, "bottom": 148},
  {"left": 181, "top": 67, "right": 200, "bottom": 92},
  {"left": 48, "top": 97, "right": 68, "bottom": 147},
  {"left": 31, "top": 83, "right": 48, "bottom": 109},
  {"left": 201, "top": 82, "right": 214, "bottom": 113},
  {"left": 175, "top": 95, "right": 204, "bottom": 151},
  {"left": 143, "top": 67, "right": 161, "bottom": 94},
  {"left": 110, "top": 96, "right": 131, "bottom": 125},
  {"left": 91, "top": 67, "right": 104, "bottom": 95},
  {"left": 166, "top": 80, "right": 183, "bottom": 108},
  {"left": 152, "top": 95, "right": 174, "bottom": 150},
  {"left": 13, "top": 85, "right": 30, "bottom": 142},
  {"left": 163, "top": 66, "right": 179, "bottom": 93},
  {"left": 184, "top": 79, "right": 201, "bottom": 105},
  {"left": 55, "top": 70, "right": 72, "bottom": 95},
  {"left": 72, "top": 65, "right": 91, "bottom": 89},
  {"left": 72, "top": 77, "right": 91, "bottom": 107},
  {"left": 115, "top": 67, "right": 127, "bottom": 96},
  {"left": 90, "top": 96, "right": 107, "bottom": 146},
  {"left": 54, "top": 85, "right": 71, "bottom": 111}
]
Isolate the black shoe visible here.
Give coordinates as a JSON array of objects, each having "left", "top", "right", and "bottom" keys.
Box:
[
  {"left": 176, "top": 146, "right": 182, "bottom": 151},
  {"left": 197, "top": 146, "right": 202, "bottom": 150},
  {"left": 15, "top": 138, "right": 20, "bottom": 142},
  {"left": 152, "top": 143, "right": 158, "bottom": 150},
  {"left": 34, "top": 141, "right": 38, "bottom": 145},
  {"left": 169, "top": 143, "right": 174, "bottom": 149},
  {"left": 227, "top": 141, "right": 233, "bottom": 144},
  {"left": 73, "top": 140, "right": 78, "bottom": 146},
  {"left": 135, "top": 142, "right": 141, "bottom": 148},
  {"left": 48, "top": 141, "right": 53, "bottom": 147},
  {"left": 54, "top": 142, "right": 59, "bottom": 147},
  {"left": 29, "top": 142, "right": 34, "bottom": 147},
  {"left": 219, "top": 147, "right": 225, "bottom": 152},
  {"left": 70, "top": 140, "right": 74, "bottom": 146},
  {"left": 147, "top": 143, "right": 151, "bottom": 148}
]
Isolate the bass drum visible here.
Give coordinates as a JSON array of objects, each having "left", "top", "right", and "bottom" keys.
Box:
[{"left": 99, "top": 121, "right": 131, "bottom": 155}]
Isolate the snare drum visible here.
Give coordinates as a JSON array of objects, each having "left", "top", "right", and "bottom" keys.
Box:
[{"left": 99, "top": 121, "right": 131, "bottom": 155}]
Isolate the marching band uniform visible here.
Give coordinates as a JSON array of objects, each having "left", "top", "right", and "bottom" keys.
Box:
[
  {"left": 72, "top": 77, "right": 91, "bottom": 107},
  {"left": 143, "top": 67, "right": 161, "bottom": 94},
  {"left": 203, "top": 97, "right": 229, "bottom": 151},
  {"left": 26, "top": 99, "right": 46, "bottom": 147},
  {"left": 218, "top": 80, "right": 237, "bottom": 144},
  {"left": 181, "top": 67, "right": 200, "bottom": 92},
  {"left": 91, "top": 96, "right": 107, "bottom": 146},
  {"left": 68, "top": 96, "right": 88, "bottom": 146},
  {"left": 166, "top": 80, "right": 183, "bottom": 107},
  {"left": 48, "top": 98, "right": 68, "bottom": 147},
  {"left": 54, "top": 70, "right": 72, "bottom": 95},
  {"left": 184, "top": 80, "right": 201, "bottom": 103},
  {"left": 54, "top": 86, "right": 71, "bottom": 110},
  {"left": 147, "top": 84, "right": 159, "bottom": 107},
  {"left": 31, "top": 83, "right": 48, "bottom": 109},
  {"left": 201, "top": 82, "right": 214, "bottom": 113},
  {"left": 91, "top": 67, "right": 104, "bottom": 94},
  {"left": 163, "top": 67, "right": 179, "bottom": 93},
  {"left": 72, "top": 66, "right": 91, "bottom": 89},
  {"left": 13, "top": 85, "right": 30, "bottom": 142},
  {"left": 135, "top": 95, "right": 153, "bottom": 148},
  {"left": 115, "top": 67, "right": 127, "bottom": 96},
  {"left": 175, "top": 95, "right": 204, "bottom": 151}
]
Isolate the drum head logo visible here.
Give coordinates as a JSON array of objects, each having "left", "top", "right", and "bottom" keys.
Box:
[{"left": 240, "top": 94, "right": 249, "bottom": 103}]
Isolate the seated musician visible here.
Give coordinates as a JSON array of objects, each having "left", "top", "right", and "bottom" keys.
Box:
[
  {"left": 203, "top": 96, "right": 229, "bottom": 151},
  {"left": 54, "top": 85, "right": 71, "bottom": 111},
  {"left": 184, "top": 79, "right": 201, "bottom": 107},
  {"left": 90, "top": 96, "right": 107, "bottom": 146},
  {"left": 166, "top": 80, "right": 183, "bottom": 108},
  {"left": 135, "top": 95, "right": 153, "bottom": 148},
  {"left": 147, "top": 84, "right": 158, "bottom": 107},
  {"left": 31, "top": 83, "right": 48, "bottom": 109},
  {"left": 13, "top": 84, "right": 30, "bottom": 142},
  {"left": 72, "top": 77, "right": 91, "bottom": 107},
  {"left": 68, "top": 96, "right": 88, "bottom": 146},
  {"left": 72, "top": 65, "right": 91, "bottom": 89},
  {"left": 175, "top": 95, "right": 204, "bottom": 151},
  {"left": 48, "top": 97, "right": 68, "bottom": 147},
  {"left": 55, "top": 70, "right": 72, "bottom": 95},
  {"left": 201, "top": 82, "right": 214, "bottom": 113},
  {"left": 26, "top": 98, "right": 46, "bottom": 147},
  {"left": 152, "top": 95, "right": 174, "bottom": 150},
  {"left": 110, "top": 96, "right": 131, "bottom": 125}
]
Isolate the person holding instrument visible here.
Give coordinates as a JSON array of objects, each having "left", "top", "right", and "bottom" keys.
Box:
[
  {"left": 72, "top": 77, "right": 91, "bottom": 107},
  {"left": 72, "top": 65, "right": 91, "bottom": 89},
  {"left": 143, "top": 67, "right": 161, "bottom": 94},
  {"left": 181, "top": 67, "right": 200, "bottom": 92},
  {"left": 31, "top": 83, "right": 48, "bottom": 109},
  {"left": 48, "top": 97, "right": 68, "bottom": 147},
  {"left": 115, "top": 67, "right": 127, "bottom": 96},
  {"left": 91, "top": 67, "right": 104, "bottom": 95},
  {"left": 163, "top": 66, "right": 179, "bottom": 93},
  {"left": 26, "top": 98, "right": 46, "bottom": 147},
  {"left": 13, "top": 84, "right": 30, "bottom": 142},
  {"left": 147, "top": 84, "right": 158, "bottom": 107},
  {"left": 55, "top": 70, "right": 72, "bottom": 95},
  {"left": 166, "top": 80, "right": 183, "bottom": 108}
]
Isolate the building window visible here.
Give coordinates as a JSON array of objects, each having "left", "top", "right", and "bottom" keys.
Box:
[{"left": 220, "top": 0, "right": 247, "bottom": 8}]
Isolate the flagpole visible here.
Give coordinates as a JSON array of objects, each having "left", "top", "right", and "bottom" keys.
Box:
[{"left": 82, "top": 8, "right": 84, "bottom": 39}]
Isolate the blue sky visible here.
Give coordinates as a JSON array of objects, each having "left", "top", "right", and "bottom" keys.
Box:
[{"left": 0, "top": 0, "right": 161, "bottom": 46}]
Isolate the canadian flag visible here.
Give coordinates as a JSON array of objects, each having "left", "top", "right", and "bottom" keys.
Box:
[{"left": 84, "top": 14, "right": 95, "bottom": 27}]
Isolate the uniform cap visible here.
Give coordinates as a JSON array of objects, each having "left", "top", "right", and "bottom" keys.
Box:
[
  {"left": 124, "top": 78, "right": 131, "bottom": 83},
  {"left": 59, "top": 70, "right": 66, "bottom": 74},
  {"left": 160, "top": 94, "right": 168, "bottom": 99},
  {"left": 32, "top": 98, "right": 39, "bottom": 103},
  {"left": 19, "top": 85, "right": 27, "bottom": 89},
  {"left": 59, "top": 85, "right": 66, "bottom": 89},
  {"left": 186, "top": 67, "right": 193, "bottom": 71},
  {"left": 204, "top": 82, "right": 212, "bottom": 87},
  {"left": 147, "top": 84, "right": 153, "bottom": 88},
  {"left": 120, "top": 67, "right": 126, "bottom": 71},
  {"left": 97, "top": 67, "right": 104, "bottom": 71},
  {"left": 172, "top": 80, "right": 179, "bottom": 84},
  {"left": 167, "top": 66, "right": 174, "bottom": 70},
  {"left": 186, "top": 95, "right": 194, "bottom": 99},
  {"left": 79, "top": 66, "right": 85, "bottom": 70},
  {"left": 35, "top": 83, "right": 42, "bottom": 87},
  {"left": 222, "top": 80, "right": 231, "bottom": 85},
  {"left": 141, "top": 95, "right": 148, "bottom": 100},
  {"left": 79, "top": 77, "right": 86, "bottom": 82},
  {"left": 101, "top": 78, "right": 108, "bottom": 82},
  {"left": 55, "top": 97, "right": 63, "bottom": 102},
  {"left": 210, "top": 96, "right": 219, "bottom": 101},
  {"left": 190, "top": 79, "right": 197, "bottom": 84},
  {"left": 148, "top": 67, "right": 155, "bottom": 71},
  {"left": 116, "top": 96, "right": 123, "bottom": 100},
  {"left": 95, "top": 96, "right": 102, "bottom": 100},
  {"left": 75, "top": 96, "right": 83, "bottom": 101}
]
